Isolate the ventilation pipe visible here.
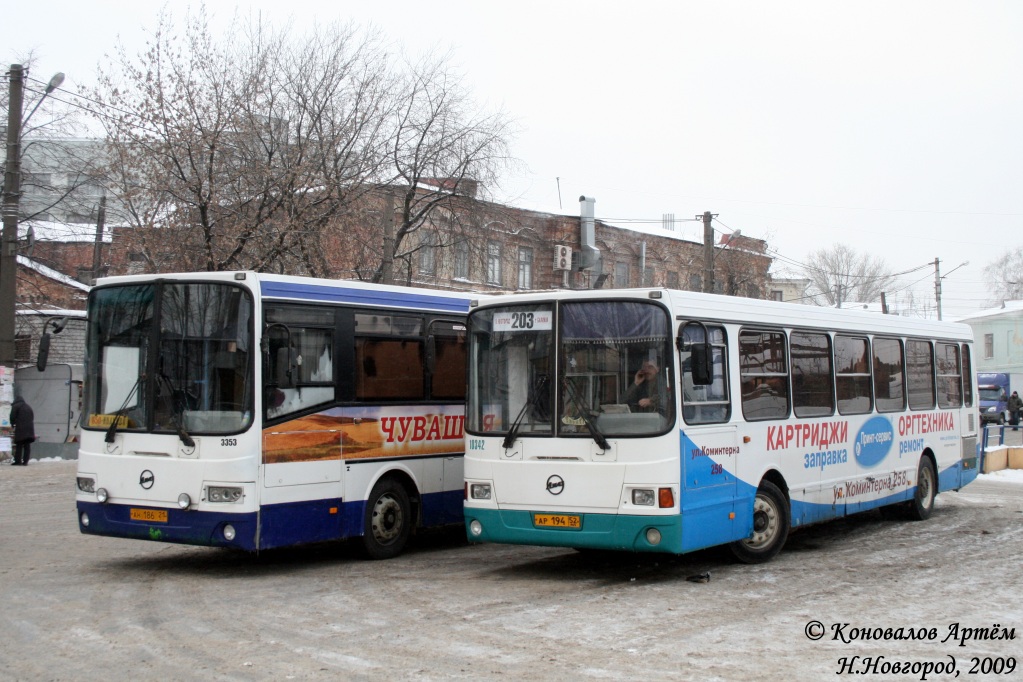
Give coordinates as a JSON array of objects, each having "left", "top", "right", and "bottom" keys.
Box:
[{"left": 575, "top": 196, "right": 602, "bottom": 272}]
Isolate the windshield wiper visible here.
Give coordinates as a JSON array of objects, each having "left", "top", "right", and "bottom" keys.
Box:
[
  {"left": 105, "top": 374, "right": 144, "bottom": 443},
  {"left": 157, "top": 373, "right": 195, "bottom": 448},
  {"left": 502, "top": 375, "right": 550, "bottom": 450},
  {"left": 562, "top": 379, "right": 611, "bottom": 451},
  {"left": 502, "top": 401, "right": 532, "bottom": 450}
]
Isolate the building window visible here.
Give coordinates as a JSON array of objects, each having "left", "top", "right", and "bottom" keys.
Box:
[
  {"left": 643, "top": 266, "right": 654, "bottom": 287},
  {"left": 666, "top": 271, "right": 679, "bottom": 289},
  {"left": 418, "top": 231, "right": 437, "bottom": 276},
  {"left": 22, "top": 172, "right": 51, "bottom": 194},
  {"left": 771, "top": 290, "right": 784, "bottom": 301},
  {"left": 517, "top": 247, "right": 533, "bottom": 289},
  {"left": 454, "top": 240, "right": 469, "bottom": 280},
  {"left": 614, "top": 262, "right": 629, "bottom": 287},
  {"left": 14, "top": 334, "right": 32, "bottom": 362},
  {"left": 984, "top": 333, "right": 994, "bottom": 359},
  {"left": 486, "top": 241, "right": 502, "bottom": 285},
  {"left": 689, "top": 274, "right": 702, "bottom": 292}
]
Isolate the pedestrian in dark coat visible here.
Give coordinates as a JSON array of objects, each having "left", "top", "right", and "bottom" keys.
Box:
[
  {"left": 1009, "top": 391, "right": 1023, "bottom": 429},
  {"left": 10, "top": 396, "right": 35, "bottom": 466}
]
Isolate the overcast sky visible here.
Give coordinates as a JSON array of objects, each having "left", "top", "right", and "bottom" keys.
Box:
[{"left": 4, "top": 1, "right": 1021, "bottom": 319}]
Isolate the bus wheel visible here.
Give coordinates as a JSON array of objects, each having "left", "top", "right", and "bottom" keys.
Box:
[
  {"left": 362, "top": 478, "right": 412, "bottom": 560},
  {"left": 905, "top": 457, "right": 936, "bottom": 521},
  {"left": 730, "top": 481, "right": 789, "bottom": 564}
]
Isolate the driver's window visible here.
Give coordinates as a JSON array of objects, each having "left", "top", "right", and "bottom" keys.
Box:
[
  {"left": 265, "top": 305, "right": 336, "bottom": 420},
  {"left": 681, "top": 325, "right": 730, "bottom": 424}
]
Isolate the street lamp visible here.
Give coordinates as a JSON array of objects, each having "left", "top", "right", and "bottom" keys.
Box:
[
  {"left": 2, "top": 63, "right": 65, "bottom": 371},
  {"left": 23, "top": 71, "right": 65, "bottom": 128}
]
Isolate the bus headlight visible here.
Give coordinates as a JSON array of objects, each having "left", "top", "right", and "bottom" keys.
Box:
[
  {"left": 96, "top": 488, "right": 109, "bottom": 504},
  {"left": 177, "top": 493, "right": 192, "bottom": 509},
  {"left": 632, "top": 489, "right": 655, "bottom": 506},
  {"left": 469, "top": 519, "right": 483, "bottom": 537},
  {"left": 207, "top": 486, "right": 244, "bottom": 503},
  {"left": 470, "top": 483, "right": 492, "bottom": 500},
  {"left": 77, "top": 476, "right": 96, "bottom": 493}
]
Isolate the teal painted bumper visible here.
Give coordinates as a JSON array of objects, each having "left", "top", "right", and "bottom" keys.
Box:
[{"left": 465, "top": 508, "right": 683, "bottom": 553}]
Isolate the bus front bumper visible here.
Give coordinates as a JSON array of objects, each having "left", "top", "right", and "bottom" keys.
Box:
[
  {"left": 464, "top": 508, "right": 682, "bottom": 553},
  {"left": 77, "top": 501, "right": 258, "bottom": 551}
]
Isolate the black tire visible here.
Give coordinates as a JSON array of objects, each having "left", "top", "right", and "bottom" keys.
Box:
[
  {"left": 729, "top": 480, "right": 790, "bottom": 564},
  {"left": 362, "top": 478, "right": 412, "bottom": 560},
  {"left": 878, "top": 503, "right": 904, "bottom": 521},
  {"left": 905, "top": 456, "right": 937, "bottom": 521}
]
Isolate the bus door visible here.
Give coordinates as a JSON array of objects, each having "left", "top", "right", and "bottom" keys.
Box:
[
  {"left": 679, "top": 322, "right": 738, "bottom": 551},
  {"left": 260, "top": 304, "right": 344, "bottom": 547},
  {"left": 680, "top": 424, "right": 739, "bottom": 552}
]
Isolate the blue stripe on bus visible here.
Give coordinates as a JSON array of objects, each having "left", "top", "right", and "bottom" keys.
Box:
[
  {"left": 465, "top": 441, "right": 977, "bottom": 556},
  {"left": 260, "top": 280, "right": 471, "bottom": 313},
  {"left": 77, "top": 501, "right": 260, "bottom": 551}
]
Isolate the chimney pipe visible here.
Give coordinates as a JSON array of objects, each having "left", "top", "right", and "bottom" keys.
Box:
[{"left": 575, "top": 196, "right": 601, "bottom": 272}]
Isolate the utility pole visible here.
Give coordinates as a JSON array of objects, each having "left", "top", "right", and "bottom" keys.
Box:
[
  {"left": 380, "top": 189, "right": 395, "bottom": 286},
  {"left": 91, "top": 195, "right": 106, "bottom": 285},
  {"left": 699, "top": 211, "right": 715, "bottom": 293},
  {"left": 934, "top": 257, "right": 942, "bottom": 321},
  {"left": 1, "top": 64, "right": 25, "bottom": 370}
]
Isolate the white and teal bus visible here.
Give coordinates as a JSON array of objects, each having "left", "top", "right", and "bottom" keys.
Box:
[
  {"left": 71, "top": 272, "right": 474, "bottom": 558},
  {"left": 463, "top": 288, "right": 978, "bottom": 563}
]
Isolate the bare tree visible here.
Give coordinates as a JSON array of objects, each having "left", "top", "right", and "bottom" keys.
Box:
[
  {"left": 800, "top": 244, "right": 898, "bottom": 306},
  {"left": 983, "top": 247, "right": 1023, "bottom": 304},
  {"left": 94, "top": 9, "right": 515, "bottom": 281},
  {"left": 96, "top": 9, "right": 393, "bottom": 274},
  {"left": 367, "top": 53, "right": 514, "bottom": 283}
]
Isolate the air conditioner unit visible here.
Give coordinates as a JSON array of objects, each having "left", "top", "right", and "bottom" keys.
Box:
[{"left": 553, "top": 245, "right": 571, "bottom": 271}]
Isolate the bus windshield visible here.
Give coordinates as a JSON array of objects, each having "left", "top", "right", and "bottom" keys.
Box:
[
  {"left": 468, "top": 300, "right": 674, "bottom": 438},
  {"left": 83, "top": 282, "right": 254, "bottom": 435}
]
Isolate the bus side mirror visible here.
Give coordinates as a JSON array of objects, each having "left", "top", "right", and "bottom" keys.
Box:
[
  {"left": 37, "top": 333, "right": 51, "bottom": 372},
  {"left": 678, "top": 320, "right": 713, "bottom": 386},
  {"left": 36, "top": 316, "right": 68, "bottom": 372},
  {"left": 275, "top": 347, "right": 296, "bottom": 389},
  {"left": 690, "top": 343, "right": 712, "bottom": 385}
]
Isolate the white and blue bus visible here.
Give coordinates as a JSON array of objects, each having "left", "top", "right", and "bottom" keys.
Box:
[
  {"left": 73, "top": 272, "right": 474, "bottom": 558},
  {"left": 463, "top": 288, "right": 978, "bottom": 563}
]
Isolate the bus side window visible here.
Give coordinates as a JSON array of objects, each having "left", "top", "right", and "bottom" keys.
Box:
[
  {"left": 936, "top": 342, "right": 962, "bottom": 408},
  {"left": 961, "top": 344, "right": 973, "bottom": 407},
  {"left": 355, "top": 314, "right": 425, "bottom": 401},
  {"left": 739, "top": 329, "right": 790, "bottom": 421},
  {"left": 429, "top": 320, "right": 467, "bottom": 400},
  {"left": 907, "top": 340, "right": 936, "bottom": 410}
]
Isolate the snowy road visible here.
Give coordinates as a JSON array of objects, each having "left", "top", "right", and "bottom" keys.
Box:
[{"left": 1, "top": 461, "right": 1020, "bottom": 681}]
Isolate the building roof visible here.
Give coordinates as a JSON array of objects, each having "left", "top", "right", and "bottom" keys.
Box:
[
  {"left": 17, "top": 255, "right": 92, "bottom": 293},
  {"left": 953, "top": 300, "right": 1023, "bottom": 323},
  {"left": 19, "top": 218, "right": 113, "bottom": 243}
]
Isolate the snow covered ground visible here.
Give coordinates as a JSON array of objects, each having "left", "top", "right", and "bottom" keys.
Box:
[{"left": 1, "top": 461, "right": 1020, "bottom": 681}]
